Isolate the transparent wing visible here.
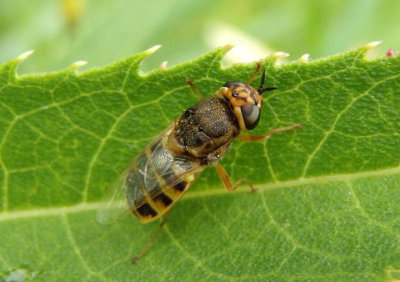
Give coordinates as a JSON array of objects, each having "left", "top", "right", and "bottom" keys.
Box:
[
  {"left": 143, "top": 152, "right": 206, "bottom": 205},
  {"left": 96, "top": 170, "right": 131, "bottom": 225},
  {"left": 147, "top": 164, "right": 205, "bottom": 201},
  {"left": 96, "top": 125, "right": 174, "bottom": 224},
  {"left": 97, "top": 124, "right": 208, "bottom": 223}
]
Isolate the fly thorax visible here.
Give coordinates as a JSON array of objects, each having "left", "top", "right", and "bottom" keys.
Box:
[{"left": 175, "top": 98, "right": 239, "bottom": 158}]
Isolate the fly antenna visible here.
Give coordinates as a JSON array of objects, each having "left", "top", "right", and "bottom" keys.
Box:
[
  {"left": 258, "top": 70, "right": 266, "bottom": 93},
  {"left": 258, "top": 70, "right": 277, "bottom": 95}
]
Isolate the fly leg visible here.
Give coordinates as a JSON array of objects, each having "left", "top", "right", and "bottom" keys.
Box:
[
  {"left": 186, "top": 79, "right": 203, "bottom": 100},
  {"left": 218, "top": 124, "right": 301, "bottom": 192},
  {"left": 131, "top": 210, "right": 171, "bottom": 264},
  {"left": 247, "top": 61, "right": 262, "bottom": 84},
  {"left": 215, "top": 163, "right": 257, "bottom": 192},
  {"left": 236, "top": 124, "right": 301, "bottom": 142}
]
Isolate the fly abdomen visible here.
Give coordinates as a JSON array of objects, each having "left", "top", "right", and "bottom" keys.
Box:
[
  {"left": 149, "top": 164, "right": 189, "bottom": 211},
  {"left": 153, "top": 193, "right": 173, "bottom": 207},
  {"left": 161, "top": 172, "right": 188, "bottom": 192},
  {"left": 129, "top": 137, "right": 196, "bottom": 222},
  {"left": 136, "top": 203, "right": 158, "bottom": 218}
]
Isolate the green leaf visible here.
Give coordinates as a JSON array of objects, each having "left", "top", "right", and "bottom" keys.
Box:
[{"left": 1, "top": 42, "right": 400, "bottom": 281}]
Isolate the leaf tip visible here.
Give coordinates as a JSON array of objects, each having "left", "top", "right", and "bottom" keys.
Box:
[
  {"left": 270, "top": 51, "right": 290, "bottom": 65},
  {"left": 273, "top": 51, "right": 290, "bottom": 59},
  {"left": 262, "top": 51, "right": 290, "bottom": 66},
  {"left": 16, "top": 50, "right": 34, "bottom": 62},
  {"left": 70, "top": 60, "right": 88, "bottom": 69},
  {"left": 143, "top": 45, "right": 162, "bottom": 56},
  {"left": 361, "top": 40, "right": 383, "bottom": 51},
  {"left": 223, "top": 41, "right": 240, "bottom": 51},
  {"left": 159, "top": 61, "right": 168, "bottom": 70},
  {"left": 299, "top": 53, "right": 310, "bottom": 63}
]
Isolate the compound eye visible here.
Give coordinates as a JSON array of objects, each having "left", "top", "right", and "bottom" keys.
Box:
[{"left": 241, "top": 103, "right": 260, "bottom": 130}]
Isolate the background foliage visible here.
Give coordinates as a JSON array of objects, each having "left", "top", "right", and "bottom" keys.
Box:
[
  {"left": 1, "top": 0, "right": 400, "bottom": 73},
  {"left": 1, "top": 1, "right": 400, "bottom": 281}
]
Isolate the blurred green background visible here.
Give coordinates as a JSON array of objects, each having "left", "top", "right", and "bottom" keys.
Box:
[{"left": 0, "top": 0, "right": 398, "bottom": 74}]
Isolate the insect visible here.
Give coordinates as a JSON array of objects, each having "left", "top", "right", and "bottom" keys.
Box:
[{"left": 97, "top": 63, "right": 301, "bottom": 263}]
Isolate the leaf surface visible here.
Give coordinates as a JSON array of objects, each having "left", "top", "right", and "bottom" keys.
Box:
[{"left": 1, "top": 44, "right": 400, "bottom": 281}]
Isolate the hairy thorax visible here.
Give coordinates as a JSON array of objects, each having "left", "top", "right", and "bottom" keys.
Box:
[{"left": 171, "top": 97, "right": 240, "bottom": 163}]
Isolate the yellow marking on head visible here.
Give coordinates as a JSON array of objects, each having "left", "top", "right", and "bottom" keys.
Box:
[
  {"left": 214, "top": 82, "right": 263, "bottom": 131},
  {"left": 234, "top": 107, "right": 248, "bottom": 131}
]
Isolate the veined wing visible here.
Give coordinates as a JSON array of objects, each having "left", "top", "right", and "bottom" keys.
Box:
[
  {"left": 97, "top": 124, "right": 207, "bottom": 223},
  {"left": 146, "top": 162, "right": 205, "bottom": 203},
  {"left": 96, "top": 125, "right": 175, "bottom": 224},
  {"left": 139, "top": 143, "right": 206, "bottom": 212},
  {"left": 96, "top": 169, "right": 131, "bottom": 225}
]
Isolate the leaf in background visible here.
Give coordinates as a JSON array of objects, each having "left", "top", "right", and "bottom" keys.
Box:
[{"left": 1, "top": 42, "right": 400, "bottom": 281}]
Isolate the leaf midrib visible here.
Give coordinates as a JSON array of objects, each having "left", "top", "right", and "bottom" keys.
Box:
[{"left": 1, "top": 165, "right": 398, "bottom": 222}]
